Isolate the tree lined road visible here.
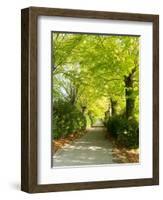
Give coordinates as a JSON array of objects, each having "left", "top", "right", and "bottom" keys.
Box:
[{"left": 53, "top": 126, "right": 116, "bottom": 167}]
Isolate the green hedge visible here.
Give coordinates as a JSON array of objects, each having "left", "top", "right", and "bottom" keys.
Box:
[
  {"left": 52, "top": 100, "right": 86, "bottom": 139},
  {"left": 106, "top": 115, "right": 139, "bottom": 148}
]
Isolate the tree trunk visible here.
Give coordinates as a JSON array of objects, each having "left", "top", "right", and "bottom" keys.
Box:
[
  {"left": 110, "top": 98, "right": 117, "bottom": 116},
  {"left": 88, "top": 111, "right": 94, "bottom": 126},
  {"left": 69, "top": 86, "right": 78, "bottom": 105},
  {"left": 124, "top": 68, "right": 136, "bottom": 119},
  {"left": 81, "top": 106, "right": 86, "bottom": 114}
]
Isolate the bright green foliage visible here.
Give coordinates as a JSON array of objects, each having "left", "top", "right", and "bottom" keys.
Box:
[{"left": 52, "top": 32, "right": 139, "bottom": 146}]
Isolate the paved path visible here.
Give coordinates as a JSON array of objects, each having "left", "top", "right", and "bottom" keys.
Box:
[{"left": 53, "top": 126, "right": 116, "bottom": 167}]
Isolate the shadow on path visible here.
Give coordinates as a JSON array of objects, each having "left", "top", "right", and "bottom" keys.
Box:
[{"left": 53, "top": 126, "right": 117, "bottom": 167}]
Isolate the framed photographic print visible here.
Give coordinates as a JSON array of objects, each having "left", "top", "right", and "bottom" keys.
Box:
[{"left": 21, "top": 7, "right": 159, "bottom": 193}]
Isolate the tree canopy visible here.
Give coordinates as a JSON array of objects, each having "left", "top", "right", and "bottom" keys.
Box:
[
  {"left": 53, "top": 33, "right": 139, "bottom": 118},
  {"left": 52, "top": 32, "right": 139, "bottom": 148}
]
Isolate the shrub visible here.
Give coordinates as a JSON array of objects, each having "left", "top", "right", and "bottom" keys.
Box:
[
  {"left": 117, "top": 118, "right": 139, "bottom": 148},
  {"left": 106, "top": 115, "right": 125, "bottom": 138},
  {"left": 52, "top": 100, "right": 86, "bottom": 139},
  {"left": 106, "top": 115, "right": 139, "bottom": 148}
]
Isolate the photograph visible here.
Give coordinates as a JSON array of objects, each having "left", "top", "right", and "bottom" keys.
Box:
[{"left": 52, "top": 32, "right": 140, "bottom": 167}]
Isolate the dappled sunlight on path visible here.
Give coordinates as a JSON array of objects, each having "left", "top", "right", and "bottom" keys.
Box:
[{"left": 53, "top": 126, "right": 116, "bottom": 167}]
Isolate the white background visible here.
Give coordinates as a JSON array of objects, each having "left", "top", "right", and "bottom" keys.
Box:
[{"left": 0, "top": 0, "right": 162, "bottom": 199}]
